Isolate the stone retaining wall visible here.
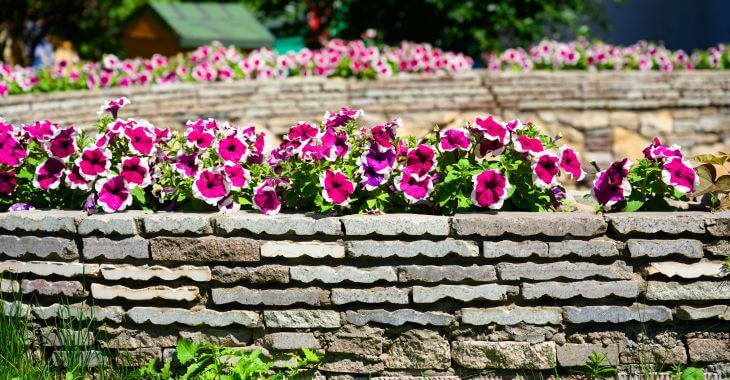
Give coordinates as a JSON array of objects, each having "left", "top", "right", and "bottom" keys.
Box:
[
  {"left": 0, "top": 210, "right": 728, "bottom": 378},
  {"left": 1, "top": 71, "right": 729, "bottom": 165}
]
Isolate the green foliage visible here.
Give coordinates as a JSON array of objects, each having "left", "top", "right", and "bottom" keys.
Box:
[
  {"left": 670, "top": 363, "right": 705, "bottom": 380},
  {"left": 620, "top": 158, "right": 689, "bottom": 212},
  {"left": 582, "top": 350, "right": 616, "bottom": 379}
]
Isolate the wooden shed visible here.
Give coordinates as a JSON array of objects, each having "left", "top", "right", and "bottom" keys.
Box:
[{"left": 121, "top": 2, "right": 275, "bottom": 58}]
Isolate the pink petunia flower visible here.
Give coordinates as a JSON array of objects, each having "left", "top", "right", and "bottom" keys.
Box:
[
  {"left": 217, "top": 131, "right": 248, "bottom": 164},
  {"left": 252, "top": 180, "right": 282, "bottom": 215},
  {"left": 559, "top": 145, "right": 586, "bottom": 181},
  {"left": 96, "top": 176, "right": 132, "bottom": 213},
  {"left": 33, "top": 157, "right": 65, "bottom": 190},
  {"left": 531, "top": 151, "right": 561, "bottom": 188},
  {"left": 592, "top": 158, "right": 632, "bottom": 207},
  {"left": 97, "top": 97, "right": 130, "bottom": 118},
  {"left": 286, "top": 122, "right": 319, "bottom": 143},
  {"left": 0, "top": 170, "right": 16, "bottom": 195},
  {"left": 323, "top": 107, "right": 364, "bottom": 129},
  {"left": 45, "top": 127, "right": 77, "bottom": 161},
  {"left": 174, "top": 152, "right": 199, "bottom": 178},
  {"left": 395, "top": 170, "right": 434, "bottom": 204},
  {"left": 64, "top": 164, "right": 90, "bottom": 190},
  {"left": 224, "top": 164, "right": 251, "bottom": 190},
  {"left": 661, "top": 157, "right": 699, "bottom": 194},
  {"left": 119, "top": 156, "right": 151, "bottom": 188},
  {"left": 76, "top": 148, "right": 111, "bottom": 180},
  {"left": 124, "top": 126, "right": 154, "bottom": 156},
  {"left": 438, "top": 128, "right": 471, "bottom": 152},
  {"left": 0, "top": 132, "right": 28, "bottom": 167},
  {"left": 471, "top": 169, "right": 511, "bottom": 209},
  {"left": 404, "top": 144, "right": 437, "bottom": 179},
  {"left": 320, "top": 170, "right": 355, "bottom": 206},
  {"left": 192, "top": 168, "right": 230, "bottom": 206},
  {"left": 513, "top": 135, "right": 544, "bottom": 155},
  {"left": 360, "top": 145, "right": 396, "bottom": 175},
  {"left": 23, "top": 120, "right": 57, "bottom": 141},
  {"left": 643, "top": 137, "right": 683, "bottom": 161},
  {"left": 360, "top": 164, "right": 390, "bottom": 191},
  {"left": 472, "top": 116, "right": 509, "bottom": 145},
  {"left": 185, "top": 125, "right": 215, "bottom": 149}
]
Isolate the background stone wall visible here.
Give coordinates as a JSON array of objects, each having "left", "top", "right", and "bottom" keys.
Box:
[
  {"left": 1, "top": 71, "right": 729, "bottom": 166},
  {"left": 0, "top": 210, "right": 728, "bottom": 378}
]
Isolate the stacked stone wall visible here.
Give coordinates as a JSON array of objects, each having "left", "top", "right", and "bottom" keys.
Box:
[{"left": 0, "top": 210, "right": 728, "bottom": 378}]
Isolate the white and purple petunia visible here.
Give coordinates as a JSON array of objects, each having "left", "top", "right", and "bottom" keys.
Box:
[
  {"left": 471, "top": 169, "right": 511, "bottom": 209},
  {"left": 643, "top": 137, "right": 684, "bottom": 161},
  {"left": 95, "top": 175, "right": 132, "bottom": 213},
  {"left": 217, "top": 131, "right": 249, "bottom": 164},
  {"left": 252, "top": 179, "right": 282, "bottom": 215},
  {"left": 592, "top": 158, "right": 632, "bottom": 207},
  {"left": 224, "top": 164, "right": 251, "bottom": 190},
  {"left": 360, "top": 164, "right": 390, "bottom": 191},
  {"left": 395, "top": 170, "right": 434, "bottom": 204},
  {"left": 75, "top": 148, "right": 111, "bottom": 181},
  {"left": 192, "top": 168, "right": 230, "bottom": 206},
  {"left": 472, "top": 116, "right": 509, "bottom": 145},
  {"left": 64, "top": 164, "right": 90, "bottom": 190},
  {"left": 438, "top": 128, "right": 471, "bottom": 152},
  {"left": 359, "top": 145, "right": 396, "bottom": 174},
  {"left": 0, "top": 170, "right": 16, "bottom": 195},
  {"left": 124, "top": 126, "right": 155, "bottom": 156},
  {"left": 513, "top": 135, "right": 544, "bottom": 155},
  {"left": 44, "top": 127, "right": 77, "bottom": 161},
  {"left": 531, "top": 151, "right": 561, "bottom": 188},
  {"left": 174, "top": 151, "right": 199, "bottom": 178},
  {"left": 559, "top": 145, "right": 586, "bottom": 181},
  {"left": 404, "top": 144, "right": 437, "bottom": 179},
  {"left": 661, "top": 157, "right": 699, "bottom": 194},
  {"left": 320, "top": 170, "right": 355, "bottom": 206},
  {"left": 0, "top": 131, "right": 28, "bottom": 167},
  {"left": 97, "top": 97, "right": 130, "bottom": 118},
  {"left": 119, "top": 156, "right": 151, "bottom": 188},
  {"left": 185, "top": 124, "right": 216, "bottom": 149}
]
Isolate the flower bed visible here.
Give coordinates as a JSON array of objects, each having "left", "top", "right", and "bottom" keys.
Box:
[
  {"left": 0, "top": 97, "right": 705, "bottom": 214},
  {"left": 0, "top": 40, "right": 473, "bottom": 97},
  {"left": 486, "top": 39, "right": 730, "bottom": 71}
]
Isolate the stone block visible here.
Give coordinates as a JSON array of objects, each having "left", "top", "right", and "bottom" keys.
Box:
[
  {"left": 52, "top": 351, "right": 107, "bottom": 368},
  {"left": 687, "top": 339, "right": 730, "bottom": 362},
  {"left": 127, "top": 307, "right": 260, "bottom": 327},
  {"left": 341, "top": 214, "right": 449, "bottom": 236},
  {"left": 290, "top": 266, "right": 397, "bottom": 284},
  {"left": 383, "top": 330, "right": 450, "bottom": 370},
  {"left": 0, "top": 210, "right": 82, "bottom": 234},
  {"left": 0, "top": 235, "right": 78, "bottom": 260},
  {"left": 563, "top": 304, "right": 672, "bottom": 323},
  {"left": 33, "top": 303, "right": 124, "bottom": 322},
  {"left": 706, "top": 212, "right": 730, "bottom": 237},
  {"left": 646, "top": 281, "right": 730, "bottom": 300},
  {"left": 212, "top": 287, "right": 327, "bottom": 306},
  {"left": 398, "top": 265, "right": 496, "bottom": 282},
  {"left": 21, "top": 279, "right": 86, "bottom": 297},
  {"left": 627, "top": 239, "right": 703, "bottom": 258},
  {"left": 483, "top": 241, "right": 548, "bottom": 258},
  {"left": 264, "top": 332, "right": 320, "bottom": 350},
  {"left": 212, "top": 265, "right": 289, "bottom": 284},
  {"left": 346, "top": 309, "right": 454, "bottom": 326},
  {"left": 557, "top": 343, "right": 620, "bottom": 367},
  {"left": 40, "top": 327, "right": 94, "bottom": 347},
  {"left": 646, "top": 260, "right": 724, "bottom": 278},
  {"left": 98, "top": 326, "right": 178, "bottom": 349},
  {"left": 319, "top": 357, "right": 384, "bottom": 374},
  {"left": 214, "top": 212, "right": 342, "bottom": 236},
  {"left": 77, "top": 211, "right": 143, "bottom": 235},
  {"left": 142, "top": 213, "right": 213, "bottom": 235},
  {"left": 327, "top": 325, "right": 384, "bottom": 356},
  {"left": 0, "top": 260, "right": 100, "bottom": 277},
  {"left": 83, "top": 236, "right": 149, "bottom": 260},
  {"left": 261, "top": 241, "right": 344, "bottom": 258},
  {"left": 706, "top": 240, "right": 730, "bottom": 256},
  {"left": 100, "top": 264, "right": 212, "bottom": 281},
  {"left": 263, "top": 310, "right": 340, "bottom": 328},
  {"left": 522, "top": 280, "right": 641, "bottom": 299},
  {"left": 461, "top": 307, "right": 562, "bottom": 325},
  {"left": 452, "top": 213, "right": 606, "bottom": 237},
  {"left": 91, "top": 284, "right": 199, "bottom": 301},
  {"left": 498, "top": 261, "right": 632, "bottom": 280},
  {"left": 451, "top": 341, "right": 556, "bottom": 369},
  {"left": 413, "top": 284, "right": 518, "bottom": 303},
  {"left": 677, "top": 305, "right": 730, "bottom": 320},
  {"left": 547, "top": 239, "right": 619, "bottom": 258},
  {"left": 150, "top": 237, "right": 260, "bottom": 262},
  {"left": 607, "top": 212, "right": 706, "bottom": 235},
  {"left": 331, "top": 287, "right": 409, "bottom": 304},
  {"left": 348, "top": 239, "right": 479, "bottom": 258}
]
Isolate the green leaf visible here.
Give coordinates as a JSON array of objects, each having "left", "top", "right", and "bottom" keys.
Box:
[
  {"left": 715, "top": 175, "right": 730, "bottom": 192},
  {"left": 621, "top": 192, "right": 645, "bottom": 212},
  {"left": 692, "top": 154, "right": 730, "bottom": 165},
  {"left": 681, "top": 367, "right": 704, "bottom": 380},
  {"left": 302, "top": 348, "right": 320, "bottom": 363},
  {"left": 176, "top": 338, "right": 199, "bottom": 365}
]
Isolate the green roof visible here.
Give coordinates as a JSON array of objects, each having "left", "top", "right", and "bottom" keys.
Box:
[{"left": 145, "top": 2, "right": 274, "bottom": 49}]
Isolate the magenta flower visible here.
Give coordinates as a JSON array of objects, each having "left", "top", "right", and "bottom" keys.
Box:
[
  {"left": 531, "top": 151, "right": 561, "bottom": 188},
  {"left": 360, "top": 145, "right": 396, "bottom": 174},
  {"left": 300, "top": 130, "right": 337, "bottom": 162},
  {"left": 192, "top": 168, "right": 230, "bottom": 206},
  {"left": 643, "top": 137, "right": 683, "bottom": 161},
  {"left": 252, "top": 180, "right": 282, "bottom": 215},
  {"left": 224, "top": 164, "right": 251, "bottom": 190},
  {"left": 0, "top": 170, "right": 16, "bottom": 195},
  {"left": 471, "top": 169, "right": 511, "bottom": 209},
  {"left": 125, "top": 126, "right": 154, "bottom": 156},
  {"left": 286, "top": 122, "right": 319, "bottom": 142},
  {"left": 661, "top": 157, "right": 699, "bottom": 194},
  {"left": 472, "top": 116, "right": 509, "bottom": 145},
  {"left": 65, "top": 164, "right": 90, "bottom": 190},
  {"left": 75, "top": 148, "right": 110, "bottom": 180},
  {"left": 45, "top": 127, "right": 77, "bottom": 161},
  {"left": 370, "top": 123, "right": 397, "bottom": 149},
  {"left": 438, "top": 128, "right": 471, "bottom": 152},
  {"left": 119, "top": 156, "right": 151, "bottom": 188},
  {"left": 360, "top": 164, "right": 390, "bottom": 191},
  {"left": 320, "top": 170, "right": 355, "bottom": 206},
  {"left": 405, "top": 144, "right": 437, "bottom": 179},
  {"left": 0, "top": 132, "right": 27, "bottom": 167},
  {"left": 33, "top": 157, "right": 65, "bottom": 190},
  {"left": 96, "top": 176, "right": 132, "bottom": 213},
  {"left": 323, "top": 107, "right": 363, "bottom": 129},
  {"left": 217, "top": 132, "right": 248, "bottom": 164},
  {"left": 395, "top": 170, "right": 434, "bottom": 203},
  {"left": 513, "top": 135, "right": 544, "bottom": 155},
  {"left": 174, "top": 151, "right": 199, "bottom": 178},
  {"left": 185, "top": 125, "right": 215, "bottom": 149},
  {"left": 97, "top": 97, "right": 130, "bottom": 118},
  {"left": 23, "top": 120, "right": 57, "bottom": 141},
  {"left": 217, "top": 195, "right": 240, "bottom": 214},
  {"left": 559, "top": 146, "right": 586, "bottom": 181},
  {"left": 592, "top": 158, "right": 632, "bottom": 207}
]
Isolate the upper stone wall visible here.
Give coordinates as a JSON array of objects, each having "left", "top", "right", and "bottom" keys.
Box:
[{"left": 1, "top": 70, "right": 729, "bottom": 165}]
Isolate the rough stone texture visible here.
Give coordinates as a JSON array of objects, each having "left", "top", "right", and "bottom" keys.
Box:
[
  {"left": 83, "top": 236, "right": 149, "bottom": 260},
  {"left": 341, "top": 214, "right": 449, "bottom": 236},
  {"left": 21, "top": 279, "right": 86, "bottom": 297},
  {"left": 90, "top": 284, "right": 199, "bottom": 301},
  {"left": 214, "top": 212, "right": 341, "bottom": 236},
  {"left": 705, "top": 212, "right": 730, "bottom": 237},
  {"left": 33, "top": 303, "right": 124, "bottom": 323},
  {"left": 563, "top": 304, "right": 673, "bottom": 323},
  {"left": 451, "top": 341, "right": 557, "bottom": 369},
  {"left": 677, "top": 305, "right": 730, "bottom": 320},
  {"left": 483, "top": 241, "right": 548, "bottom": 258},
  {"left": 52, "top": 351, "right": 107, "bottom": 368},
  {"left": 142, "top": 213, "right": 213, "bottom": 235},
  {"left": 461, "top": 307, "right": 562, "bottom": 325},
  {"left": 0, "top": 260, "right": 100, "bottom": 277},
  {"left": 346, "top": 309, "right": 455, "bottom": 326},
  {"left": 150, "top": 237, "right": 260, "bottom": 262},
  {"left": 413, "top": 284, "right": 518, "bottom": 303},
  {"left": 212, "top": 287, "right": 328, "bottom": 306},
  {"left": 453, "top": 213, "right": 606, "bottom": 237},
  {"left": 557, "top": 343, "right": 620, "bottom": 367},
  {"left": 77, "top": 212, "right": 142, "bottom": 236},
  {"left": 0, "top": 210, "right": 81, "bottom": 234},
  {"left": 327, "top": 325, "right": 384, "bottom": 356},
  {"left": 263, "top": 310, "right": 341, "bottom": 328},
  {"left": 646, "top": 281, "right": 730, "bottom": 300},
  {"left": 348, "top": 239, "right": 479, "bottom": 258},
  {"left": 264, "top": 332, "right": 320, "bottom": 350},
  {"left": 498, "top": 261, "right": 632, "bottom": 280},
  {"left": 547, "top": 240, "right": 619, "bottom": 258},
  {"left": 398, "top": 265, "right": 496, "bottom": 282},
  {"left": 290, "top": 266, "right": 397, "bottom": 283},
  {"left": 383, "top": 330, "right": 450, "bottom": 370},
  {"left": 98, "top": 326, "right": 178, "bottom": 349},
  {"left": 687, "top": 339, "right": 730, "bottom": 362},
  {"left": 607, "top": 212, "right": 706, "bottom": 235},
  {"left": 212, "top": 265, "right": 289, "bottom": 284},
  {"left": 706, "top": 240, "right": 730, "bottom": 256},
  {"left": 100, "top": 264, "right": 212, "bottom": 281},
  {"left": 646, "top": 260, "right": 725, "bottom": 278},
  {"left": 627, "top": 239, "right": 704, "bottom": 258},
  {"left": 127, "top": 307, "right": 260, "bottom": 327},
  {"left": 331, "top": 287, "right": 409, "bottom": 305},
  {"left": 0, "top": 235, "right": 78, "bottom": 260},
  {"left": 261, "top": 241, "right": 345, "bottom": 258},
  {"left": 522, "top": 280, "right": 641, "bottom": 300}
]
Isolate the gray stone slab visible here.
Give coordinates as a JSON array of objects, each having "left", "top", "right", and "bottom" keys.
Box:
[
  {"left": 483, "top": 241, "right": 548, "bottom": 258},
  {"left": 127, "top": 307, "right": 260, "bottom": 327},
  {"left": 646, "top": 281, "right": 730, "bottom": 300},
  {"left": 0, "top": 235, "right": 78, "bottom": 260},
  {"left": 264, "top": 332, "right": 320, "bottom": 350},
  {"left": 498, "top": 261, "right": 633, "bottom": 280},
  {"left": 348, "top": 239, "right": 479, "bottom": 258},
  {"left": 77, "top": 211, "right": 144, "bottom": 235},
  {"left": 461, "top": 306, "right": 562, "bottom": 325},
  {"left": 677, "top": 305, "right": 730, "bottom": 320},
  {"left": 412, "top": 284, "right": 517, "bottom": 303},
  {"left": 547, "top": 239, "right": 619, "bottom": 258},
  {"left": 0, "top": 210, "right": 82, "bottom": 233},
  {"left": 341, "top": 214, "right": 449, "bottom": 236},
  {"left": 83, "top": 236, "right": 149, "bottom": 260},
  {"left": 522, "top": 280, "right": 641, "bottom": 299},
  {"left": 398, "top": 265, "right": 496, "bottom": 282},
  {"left": 628, "top": 239, "right": 703, "bottom": 258},
  {"left": 150, "top": 237, "right": 260, "bottom": 262},
  {"left": 452, "top": 212, "right": 606, "bottom": 237},
  {"left": 607, "top": 212, "right": 706, "bottom": 235},
  {"left": 142, "top": 213, "right": 213, "bottom": 235},
  {"left": 563, "top": 304, "right": 673, "bottom": 323},
  {"left": 451, "top": 341, "right": 556, "bottom": 369},
  {"left": 263, "top": 310, "right": 340, "bottom": 328},
  {"left": 557, "top": 343, "right": 619, "bottom": 367},
  {"left": 214, "top": 212, "right": 342, "bottom": 236},
  {"left": 290, "top": 266, "right": 397, "bottom": 284},
  {"left": 211, "top": 287, "right": 328, "bottom": 306},
  {"left": 345, "top": 309, "right": 454, "bottom": 326},
  {"left": 331, "top": 287, "right": 409, "bottom": 304}
]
